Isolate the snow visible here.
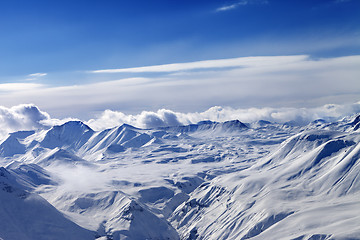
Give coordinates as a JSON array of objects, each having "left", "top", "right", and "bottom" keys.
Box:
[
  {"left": 0, "top": 168, "right": 95, "bottom": 240},
  {"left": 0, "top": 131, "right": 35, "bottom": 158},
  {"left": 0, "top": 116, "right": 359, "bottom": 239}
]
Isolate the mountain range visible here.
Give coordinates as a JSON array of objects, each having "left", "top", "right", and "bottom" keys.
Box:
[{"left": 0, "top": 116, "right": 359, "bottom": 240}]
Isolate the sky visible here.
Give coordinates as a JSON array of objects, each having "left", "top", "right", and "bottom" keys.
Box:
[{"left": 0, "top": 0, "right": 359, "bottom": 121}]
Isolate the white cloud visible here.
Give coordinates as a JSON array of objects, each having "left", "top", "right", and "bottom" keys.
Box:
[
  {"left": 216, "top": 0, "right": 268, "bottom": 12},
  {"left": 216, "top": 3, "right": 243, "bottom": 12},
  {"left": 28, "top": 73, "right": 47, "bottom": 78},
  {"left": 26, "top": 72, "right": 47, "bottom": 81},
  {"left": 0, "top": 104, "right": 51, "bottom": 138},
  {"left": 87, "top": 109, "right": 183, "bottom": 130},
  {"left": 0, "top": 55, "right": 358, "bottom": 119},
  {"left": 0, "top": 83, "right": 44, "bottom": 92},
  {"left": 0, "top": 102, "right": 359, "bottom": 138},
  {"left": 92, "top": 55, "right": 306, "bottom": 73},
  {"left": 86, "top": 102, "right": 360, "bottom": 130},
  {"left": 0, "top": 104, "right": 78, "bottom": 139}
]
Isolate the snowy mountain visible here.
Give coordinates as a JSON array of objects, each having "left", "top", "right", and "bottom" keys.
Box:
[
  {"left": 0, "top": 116, "right": 359, "bottom": 239},
  {"left": 0, "top": 167, "right": 95, "bottom": 240}
]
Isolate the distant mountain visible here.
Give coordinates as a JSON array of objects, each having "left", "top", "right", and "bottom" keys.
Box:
[{"left": 162, "top": 119, "right": 248, "bottom": 134}]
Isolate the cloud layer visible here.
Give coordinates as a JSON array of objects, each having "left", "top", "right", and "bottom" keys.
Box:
[
  {"left": 0, "top": 104, "right": 77, "bottom": 139},
  {"left": 0, "top": 104, "right": 51, "bottom": 137},
  {"left": 92, "top": 55, "right": 306, "bottom": 73},
  {"left": 0, "top": 102, "right": 359, "bottom": 139},
  {"left": 0, "top": 55, "right": 359, "bottom": 120},
  {"left": 86, "top": 102, "right": 360, "bottom": 130}
]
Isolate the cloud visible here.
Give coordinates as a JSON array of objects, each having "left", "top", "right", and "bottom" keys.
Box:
[
  {"left": 91, "top": 55, "right": 305, "bottom": 73},
  {"left": 26, "top": 72, "right": 47, "bottom": 81},
  {"left": 0, "top": 104, "right": 78, "bottom": 139},
  {"left": 0, "top": 104, "right": 51, "bottom": 138},
  {"left": 0, "top": 55, "right": 359, "bottom": 119},
  {"left": 87, "top": 109, "right": 182, "bottom": 130},
  {"left": 86, "top": 102, "right": 360, "bottom": 130},
  {"left": 216, "top": 0, "right": 268, "bottom": 12},
  {"left": 0, "top": 83, "right": 44, "bottom": 92},
  {"left": 27, "top": 73, "right": 47, "bottom": 78},
  {"left": 216, "top": 3, "right": 244, "bottom": 12},
  {"left": 1, "top": 102, "right": 359, "bottom": 139}
]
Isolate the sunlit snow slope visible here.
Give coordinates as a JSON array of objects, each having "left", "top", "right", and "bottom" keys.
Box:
[{"left": 0, "top": 116, "right": 359, "bottom": 240}]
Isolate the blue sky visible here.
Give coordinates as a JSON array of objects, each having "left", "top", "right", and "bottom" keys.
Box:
[
  {"left": 0, "top": 0, "right": 359, "bottom": 118},
  {"left": 1, "top": 0, "right": 359, "bottom": 75}
]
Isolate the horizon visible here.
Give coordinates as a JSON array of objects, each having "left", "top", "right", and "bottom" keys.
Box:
[{"left": 0, "top": 101, "right": 359, "bottom": 139}]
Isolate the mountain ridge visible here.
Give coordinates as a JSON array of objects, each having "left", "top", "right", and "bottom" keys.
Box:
[{"left": 0, "top": 115, "right": 359, "bottom": 239}]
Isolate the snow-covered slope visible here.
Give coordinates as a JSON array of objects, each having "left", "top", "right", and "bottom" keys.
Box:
[
  {"left": 170, "top": 128, "right": 360, "bottom": 239},
  {"left": 0, "top": 131, "right": 35, "bottom": 158},
  {"left": 0, "top": 167, "right": 95, "bottom": 240},
  {"left": 0, "top": 116, "right": 359, "bottom": 239}
]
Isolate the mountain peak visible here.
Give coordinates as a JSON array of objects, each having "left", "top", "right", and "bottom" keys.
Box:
[
  {"left": 159, "top": 119, "right": 248, "bottom": 134},
  {"left": 58, "top": 121, "right": 93, "bottom": 131},
  {"left": 197, "top": 120, "right": 214, "bottom": 125},
  {"left": 221, "top": 119, "right": 248, "bottom": 129},
  {"left": 350, "top": 114, "right": 360, "bottom": 127},
  {"left": 40, "top": 121, "right": 94, "bottom": 150},
  {"left": 118, "top": 123, "right": 139, "bottom": 131}
]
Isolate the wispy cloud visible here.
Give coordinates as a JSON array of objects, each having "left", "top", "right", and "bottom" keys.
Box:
[
  {"left": 0, "top": 55, "right": 358, "bottom": 119},
  {"left": 216, "top": 2, "right": 247, "bottom": 12},
  {"left": 92, "top": 55, "right": 307, "bottom": 73},
  {"left": 26, "top": 72, "right": 47, "bottom": 81},
  {"left": 0, "top": 83, "right": 44, "bottom": 92},
  {"left": 216, "top": 0, "right": 268, "bottom": 12}
]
